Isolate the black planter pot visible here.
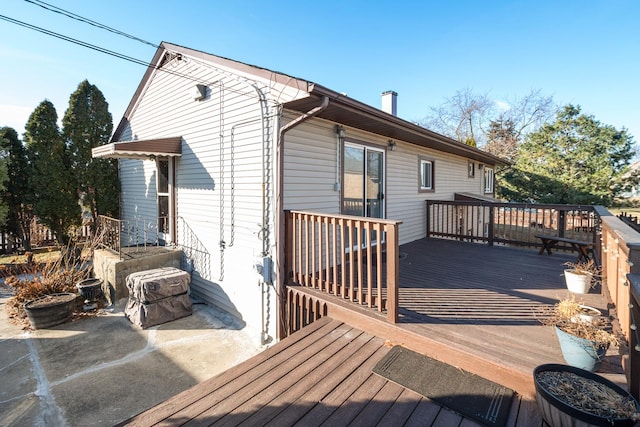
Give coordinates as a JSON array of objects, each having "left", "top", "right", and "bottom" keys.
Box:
[
  {"left": 534, "top": 363, "right": 639, "bottom": 427},
  {"left": 24, "top": 292, "right": 77, "bottom": 329},
  {"left": 76, "top": 278, "right": 103, "bottom": 311}
]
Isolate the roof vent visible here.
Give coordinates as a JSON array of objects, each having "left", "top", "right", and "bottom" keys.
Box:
[
  {"left": 381, "top": 91, "right": 397, "bottom": 116},
  {"left": 194, "top": 84, "right": 208, "bottom": 101}
]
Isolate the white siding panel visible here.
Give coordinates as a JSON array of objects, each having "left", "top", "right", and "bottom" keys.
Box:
[
  {"left": 116, "top": 54, "right": 279, "bottom": 342},
  {"left": 282, "top": 115, "right": 486, "bottom": 245},
  {"left": 119, "top": 158, "right": 158, "bottom": 244},
  {"left": 283, "top": 118, "right": 340, "bottom": 215}
]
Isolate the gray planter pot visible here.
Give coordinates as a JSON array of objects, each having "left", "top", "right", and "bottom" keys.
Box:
[{"left": 24, "top": 292, "right": 77, "bottom": 329}]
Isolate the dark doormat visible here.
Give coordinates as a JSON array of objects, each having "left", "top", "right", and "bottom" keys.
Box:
[{"left": 373, "top": 346, "right": 514, "bottom": 427}]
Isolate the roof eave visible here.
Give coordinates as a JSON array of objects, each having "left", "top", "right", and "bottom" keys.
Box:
[{"left": 294, "top": 84, "right": 509, "bottom": 167}]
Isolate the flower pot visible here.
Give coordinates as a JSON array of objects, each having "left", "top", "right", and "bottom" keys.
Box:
[
  {"left": 564, "top": 270, "right": 593, "bottom": 294},
  {"left": 534, "top": 363, "right": 640, "bottom": 427},
  {"left": 24, "top": 292, "right": 77, "bottom": 329},
  {"left": 555, "top": 326, "right": 608, "bottom": 371},
  {"left": 571, "top": 305, "right": 602, "bottom": 324},
  {"left": 76, "top": 277, "right": 103, "bottom": 311}
]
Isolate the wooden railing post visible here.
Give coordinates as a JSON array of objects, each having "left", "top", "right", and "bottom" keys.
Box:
[
  {"left": 558, "top": 210, "right": 566, "bottom": 238},
  {"left": 627, "top": 273, "right": 640, "bottom": 400},
  {"left": 488, "top": 204, "right": 495, "bottom": 247},
  {"left": 386, "top": 223, "right": 399, "bottom": 323},
  {"left": 425, "top": 201, "right": 431, "bottom": 239}
]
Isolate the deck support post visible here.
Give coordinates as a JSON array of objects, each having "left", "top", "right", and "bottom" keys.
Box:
[{"left": 386, "top": 223, "right": 399, "bottom": 323}]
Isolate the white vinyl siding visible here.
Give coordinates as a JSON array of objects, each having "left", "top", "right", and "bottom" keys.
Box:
[
  {"left": 283, "top": 115, "right": 341, "bottom": 214},
  {"left": 119, "top": 158, "right": 159, "bottom": 245},
  {"left": 115, "top": 53, "right": 288, "bottom": 340},
  {"left": 281, "top": 117, "right": 488, "bottom": 246}
]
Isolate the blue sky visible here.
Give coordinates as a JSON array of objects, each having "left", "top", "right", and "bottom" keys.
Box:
[{"left": 1, "top": 0, "right": 638, "bottom": 145}]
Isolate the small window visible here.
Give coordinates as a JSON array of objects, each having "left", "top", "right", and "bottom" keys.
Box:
[
  {"left": 419, "top": 158, "right": 434, "bottom": 191},
  {"left": 484, "top": 168, "right": 494, "bottom": 193},
  {"left": 468, "top": 161, "right": 475, "bottom": 178}
]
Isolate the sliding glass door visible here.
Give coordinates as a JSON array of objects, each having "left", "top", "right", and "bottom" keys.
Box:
[{"left": 343, "top": 143, "right": 385, "bottom": 219}]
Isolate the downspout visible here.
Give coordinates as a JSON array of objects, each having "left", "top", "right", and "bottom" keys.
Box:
[{"left": 275, "top": 95, "right": 330, "bottom": 339}]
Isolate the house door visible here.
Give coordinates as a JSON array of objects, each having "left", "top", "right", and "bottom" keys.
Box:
[
  {"left": 156, "top": 157, "right": 174, "bottom": 245},
  {"left": 342, "top": 144, "right": 385, "bottom": 219}
]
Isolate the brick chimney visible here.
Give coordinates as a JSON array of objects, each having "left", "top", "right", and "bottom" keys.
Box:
[{"left": 381, "top": 90, "right": 397, "bottom": 116}]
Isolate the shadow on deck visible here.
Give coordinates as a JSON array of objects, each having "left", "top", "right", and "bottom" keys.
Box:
[
  {"left": 123, "top": 238, "right": 626, "bottom": 426},
  {"left": 292, "top": 238, "right": 625, "bottom": 397}
]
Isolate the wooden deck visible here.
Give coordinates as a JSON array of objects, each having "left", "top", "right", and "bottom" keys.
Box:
[
  {"left": 286, "top": 238, "right": 625, "bottom": 395},
  {"left": 121, "top": 317, "right": 543, "bottom": 427},
  {"left": 121, "top": 238, "right": 627, "bottom": 426}
]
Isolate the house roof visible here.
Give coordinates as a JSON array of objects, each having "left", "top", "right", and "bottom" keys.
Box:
[
  {"left": 283, "top": 85, "right": 507, "bottom": 166},
  {"left": 112, "top": 42, "right": 508, "bottom": 167}
]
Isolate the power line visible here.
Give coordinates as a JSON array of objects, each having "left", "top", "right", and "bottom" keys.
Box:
[
  {"left": 23, "top": 0, "right": 159, "bottom": 48},
  {"left": 0, "top": 14, "right": 151, "bottom": 67},
  {"left": 0, "top": 13, "right": 266, "bottom": 102}
]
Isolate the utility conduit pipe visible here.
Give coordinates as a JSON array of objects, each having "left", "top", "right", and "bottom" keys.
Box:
[{"left": 275, "top": 95, "right": 330, "bottom": 338}]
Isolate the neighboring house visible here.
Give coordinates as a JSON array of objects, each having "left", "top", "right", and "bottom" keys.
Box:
[
  {"left": 93, "top": 42, "right": 507, "bottom": 344},
  {"left": 621, "top": 160, "right": 640, "bottom": 200}
]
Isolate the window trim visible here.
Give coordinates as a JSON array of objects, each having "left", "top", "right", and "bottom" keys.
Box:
[
  {"left": 418, "top": 157, "right": 435, "bottom": 193},
  {"left": 468, "top": 161, "right": 475, "bottom": 178},
  {"left": 484, "top": 168, "right": 495, "bottom": 194}
]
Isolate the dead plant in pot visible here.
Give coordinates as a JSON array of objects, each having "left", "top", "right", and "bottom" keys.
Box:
[
  {"left": 5, "top": 239, "right": 93, "bottom": 327},
  {"left": 538, "top": 297, "right": 618, "bottom": 372},
  {"left": 563, "top": 259, "right": 601, "bottom": 294}
]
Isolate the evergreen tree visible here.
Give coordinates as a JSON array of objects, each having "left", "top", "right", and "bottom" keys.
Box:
[
  {"left": 500, "top": 105, "right": 637, "bottom": 205},
  {"left": 0, "top": 138, "right": 8, "bottom": 227},
  {"left": 63, "top": 80, "right": 119, "bottom": 226},
  {"left": 0, "top": 127, "right": 33, "bottom": 249},
  {"left": 25, "top": 100, "right": 79, "bottom": 244}
]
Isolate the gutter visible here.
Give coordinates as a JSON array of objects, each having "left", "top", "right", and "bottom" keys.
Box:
[
  {"left": 274, "top": 95, "right": 330, "bottom": 339},
  {"left": 304, "top": 84, "right": 509, "bottom": 168}
]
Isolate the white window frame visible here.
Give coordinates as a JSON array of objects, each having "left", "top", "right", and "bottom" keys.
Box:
[
  {"left": 156, "top": 157, "right": 174, "bottom": 244},
  {"left": 419, "top": 158, "right": 434, "bottom": 191},
  {"left": 468, "top": 161, "right": 475, "bottom": 178},
  {"left": 484, "top": 168, "right": 494, "bottom": 193}
]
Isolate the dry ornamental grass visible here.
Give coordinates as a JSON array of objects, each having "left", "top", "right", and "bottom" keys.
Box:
[{"left": 536, "top": 370, "right": 640, "bottom": 420}]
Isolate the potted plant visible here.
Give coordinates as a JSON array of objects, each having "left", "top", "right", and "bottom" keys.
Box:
[
  {"left": 534, "top": 363, "right": 640, "bottom": 426},
  {"left": 563, "top": 259, "right": 601, "bottom": 294},
  {"left": 539, "top": 297, "right": 617, "bottom": 371},
  {"left": 5, "top": 240, "right": 92, "bottom": 329}
]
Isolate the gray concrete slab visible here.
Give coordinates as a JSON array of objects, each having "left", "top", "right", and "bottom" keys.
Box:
[{"left": 0, "top": 283, "right": 262, "bottom": 427}]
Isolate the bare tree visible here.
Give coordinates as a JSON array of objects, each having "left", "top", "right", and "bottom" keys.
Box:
[
  {"left": 501, "top": 89, "right": 556, "bottom": 141},
  {"left": 484, "top": 90, "right": 556, "bottom": 161},
  {"left": 419, "top": 87, "right": 494, "bottom": 147}
]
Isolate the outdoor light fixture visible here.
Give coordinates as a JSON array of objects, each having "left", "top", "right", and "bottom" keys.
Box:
[
  {"left": 335, "top": 125, "right": 346, "bottom": 138},
  {"left": 387, "top": 140, "right": 396, "bottom": 151}
]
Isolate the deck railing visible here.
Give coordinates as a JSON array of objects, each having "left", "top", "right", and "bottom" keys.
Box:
[
  {"left": 425, "top": 202, "right": 640, "bottom": 400},
  {"left": 284, "top": 210, "right": 402, "bottom": 325},
  {"left": 599, "top": 207, "right": 640, "bottom": 400},
  {"left": 97, "top": 215, "right": 169, "bottom": 259},
  {"left": 426, "top": 200, "right": 601, "bottom": 259}
]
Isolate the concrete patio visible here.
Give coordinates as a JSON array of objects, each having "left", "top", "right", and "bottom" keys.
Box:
[{"left": 0, "top": 281, "right": 261, "bottom": 427}]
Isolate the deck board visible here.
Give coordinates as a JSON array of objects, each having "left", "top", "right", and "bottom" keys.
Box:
[
  {"left": 122, "top": 239, "right": 626, "bottom": 426},
  {"left": 124, "top": 317, "right": 539, "bottom": 426},
  {"left": 392, "top": 238, "right": 623, "bottom": 393}
]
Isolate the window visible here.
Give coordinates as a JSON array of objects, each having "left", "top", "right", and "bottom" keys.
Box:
[
  {"left": 156, "top": 158, "right": 171, "bottom": 239},
  {"left": 484, "top": 168, "right": 494, "bottom": 193},
  {"left": 419, "top": 158, "right": 434, "bottom": 191},
  {"left": 468, "top": 161, "right": 475, "bottom": 178}
]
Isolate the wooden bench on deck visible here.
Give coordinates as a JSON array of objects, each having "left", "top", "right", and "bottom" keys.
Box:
[{"left": 535, "top": 234, "right": 593, "bottom": 263}]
